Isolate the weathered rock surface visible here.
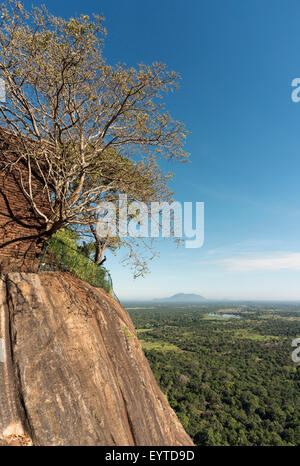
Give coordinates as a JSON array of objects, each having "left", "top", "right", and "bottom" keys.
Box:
[{"left": 0, "top": 272, "right": 193, "bottom": 446}]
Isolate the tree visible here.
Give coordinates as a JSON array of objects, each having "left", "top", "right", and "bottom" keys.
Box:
[{"left": 0, "top": 0, "right": 188, "bottom": 274}]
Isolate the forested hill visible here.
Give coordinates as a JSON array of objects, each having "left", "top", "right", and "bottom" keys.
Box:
[{"left": 154, "top": 293, "right": 206, "bottom": 303}]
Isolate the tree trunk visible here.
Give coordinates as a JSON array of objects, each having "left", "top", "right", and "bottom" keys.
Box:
[{"left": 95, "top": 239, "right": 106, "bottom": 265}]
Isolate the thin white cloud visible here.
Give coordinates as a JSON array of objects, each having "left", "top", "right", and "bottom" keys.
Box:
[{"left": 219, "top": 252, "right": 300, "bottom": 272}]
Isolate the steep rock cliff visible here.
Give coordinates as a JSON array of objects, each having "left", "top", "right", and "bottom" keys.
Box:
[{"left": 0, "top": 272, "right": 193, "bottom": 446}]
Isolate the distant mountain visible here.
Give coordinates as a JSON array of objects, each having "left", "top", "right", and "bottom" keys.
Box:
[{"left": 154, "top": 293, "right": 206, "bottom": 303}]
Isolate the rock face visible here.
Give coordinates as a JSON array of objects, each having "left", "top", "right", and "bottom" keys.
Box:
[{"left": 0, "top": 272, "right": 193, "bottom": 446}]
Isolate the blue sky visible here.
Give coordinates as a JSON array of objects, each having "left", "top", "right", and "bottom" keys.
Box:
[{"left": 23, "top": 0, "right": 300, "bottom": 300}]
